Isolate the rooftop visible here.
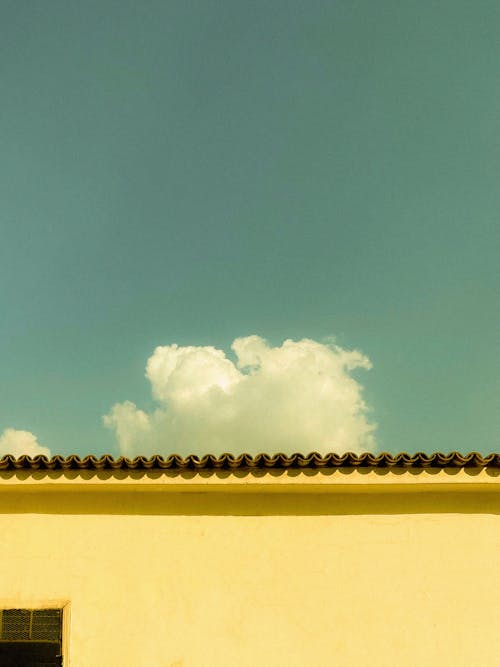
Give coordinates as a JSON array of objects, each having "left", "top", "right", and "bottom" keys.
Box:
[{"left": 0, "top": 451, "right": 498, "bottom": 471}]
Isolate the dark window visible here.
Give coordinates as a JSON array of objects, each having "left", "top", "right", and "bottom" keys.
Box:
[{"left": 0, "top": 609, "right": 62, "bottom": 666}]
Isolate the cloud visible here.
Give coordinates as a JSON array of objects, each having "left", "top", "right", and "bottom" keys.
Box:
[
  {"left": 104, "top": 335, "right": 377, "bottom": 457},
  {"left": 0, "top": 428, "right": 51, "bottom": 458}
]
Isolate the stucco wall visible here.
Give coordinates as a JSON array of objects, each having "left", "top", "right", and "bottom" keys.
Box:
[{"left": 0, "top": 469, "right": 498, "bottom": 666}]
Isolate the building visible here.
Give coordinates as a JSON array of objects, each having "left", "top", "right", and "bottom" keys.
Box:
[{"left": 0, "top": 451, "right": 498, "bottom": 666}]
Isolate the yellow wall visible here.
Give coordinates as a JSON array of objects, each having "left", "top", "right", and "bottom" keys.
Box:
[{"left": 0, "top": 469, "right": 498, "bottom": 666}]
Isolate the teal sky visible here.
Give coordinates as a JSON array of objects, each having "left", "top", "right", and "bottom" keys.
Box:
[{"left": 0, "top": 0, "right": 498, "bottom": 457}]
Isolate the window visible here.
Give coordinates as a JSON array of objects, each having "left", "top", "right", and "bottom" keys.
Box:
[{"left": 0, "top": 608, "right": 63, "bottom": 666}]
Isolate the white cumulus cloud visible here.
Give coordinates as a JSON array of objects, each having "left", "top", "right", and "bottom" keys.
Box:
[
  {"left": 104, "top": 335, "right": 377, "bottom": 457},
  {"left": 0, "top": 428, "right": 51, "bottom": 458}
]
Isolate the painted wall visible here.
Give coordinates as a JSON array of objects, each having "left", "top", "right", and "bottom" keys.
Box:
[{"left": 0, "top": 469, "right": 498, "bottom": 666}]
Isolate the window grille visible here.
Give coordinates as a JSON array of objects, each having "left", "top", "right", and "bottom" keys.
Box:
[{"left": 0, "top": 608, "right": 63, "bottom": 666}]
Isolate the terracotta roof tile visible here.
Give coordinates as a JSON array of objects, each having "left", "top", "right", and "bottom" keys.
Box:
[{"left": 0, "top": 451, "right": 498, "bottom": 471}]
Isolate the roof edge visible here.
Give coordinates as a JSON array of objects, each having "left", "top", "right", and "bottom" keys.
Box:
[{"left": 0, "top": 451, "right": 498, "bottom": 472}]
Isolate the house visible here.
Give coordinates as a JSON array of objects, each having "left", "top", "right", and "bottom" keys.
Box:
[{"left": 0, "top": 451, "right": 498, "bottom": 666}]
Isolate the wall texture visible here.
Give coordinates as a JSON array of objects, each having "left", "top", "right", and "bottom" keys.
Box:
[{"left": 0, "top": 468, "right": 498, "bottom": 666}]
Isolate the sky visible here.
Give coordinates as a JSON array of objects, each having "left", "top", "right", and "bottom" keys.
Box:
[{"left": 0, "top": 0, "right": 498, "bottom": 458}]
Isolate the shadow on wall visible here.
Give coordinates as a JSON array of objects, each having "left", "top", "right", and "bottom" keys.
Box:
[{"left": 0, "top": 489, "right": 498, "bottom": 517}]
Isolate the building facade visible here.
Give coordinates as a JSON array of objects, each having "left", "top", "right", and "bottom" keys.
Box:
[{"left": 0, "top": 452, "right": 498, "bottom": 666}]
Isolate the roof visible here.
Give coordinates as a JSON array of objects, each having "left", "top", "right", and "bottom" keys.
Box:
[{"left": 0, "top": 451, "right": 498, "bottom": 471}]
